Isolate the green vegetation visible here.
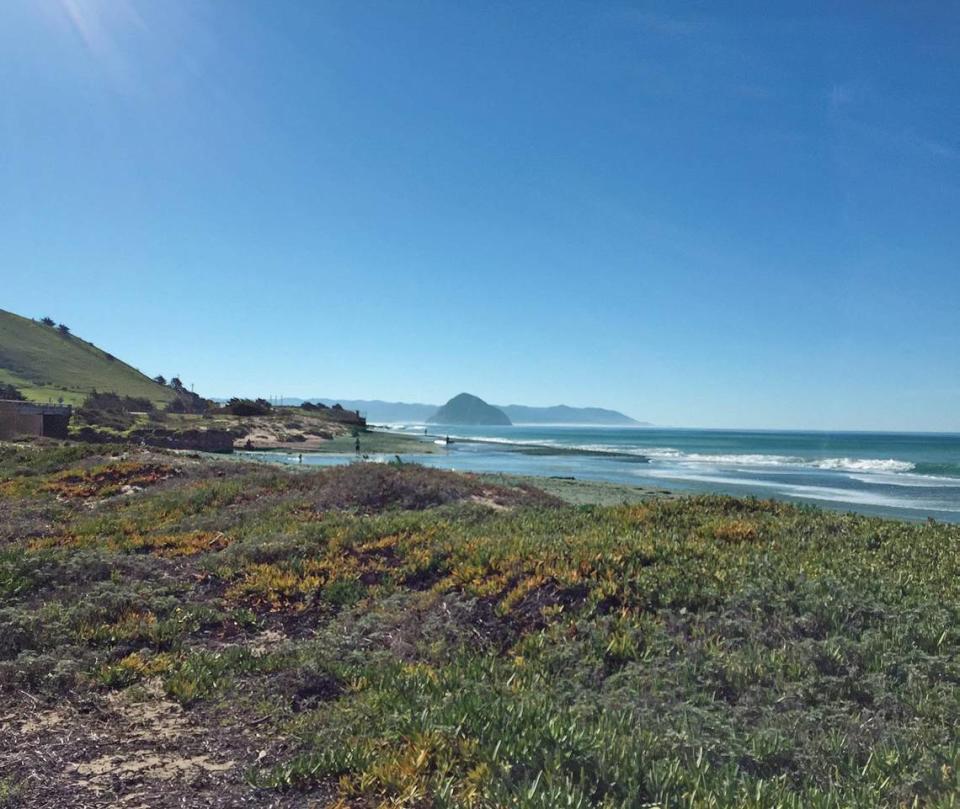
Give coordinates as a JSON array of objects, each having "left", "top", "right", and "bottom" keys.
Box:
[
  {"left": 0, "top": 383, "right": 25, "bottom": 401},
  {"left": 2, "top": 441, "right": 959, "bottom": 807},
  {"left": 219, "top": 397, "right": 274, "bottom": 416},
  {"left": 0, "top": 778, "right": 21, "bottom": 808},
  {"left": 0, "top": 309, "right": 176, "bottom": 406},
  {"left": 480, "top": 474, "right": 674, "bottom": 506},
  {"left": 68, "top": 394, "right": 372, "bottom": 453}
]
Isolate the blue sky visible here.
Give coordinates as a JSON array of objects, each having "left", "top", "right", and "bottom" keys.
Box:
[{"left": 1, "top": 1, "right": 958, "bottom": 430}]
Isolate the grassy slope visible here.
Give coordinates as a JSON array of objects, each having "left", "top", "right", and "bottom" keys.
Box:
[
  {"left": 0, "top": 309, "right": 175, "bottom": 406},
  {"left": 2, "top": 445, "right": 960, "bottom": 807}
]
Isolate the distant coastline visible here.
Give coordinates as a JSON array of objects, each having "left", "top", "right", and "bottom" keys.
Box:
[{"left": 261, "top": 396, "right": 648, "bottom": 427}]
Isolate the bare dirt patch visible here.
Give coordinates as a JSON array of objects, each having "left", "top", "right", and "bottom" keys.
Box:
[{"left": 0, "top": 683, "right": 331, "bottom": 808}]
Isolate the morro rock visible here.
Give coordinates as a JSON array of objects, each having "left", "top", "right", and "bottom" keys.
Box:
[{"left": 427, "top": 393, "right": 512, "bottom": 426}]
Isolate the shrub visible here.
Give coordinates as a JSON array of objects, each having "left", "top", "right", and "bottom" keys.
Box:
[
  {"left": 166, "top": 390, "right": 211, "bottom": 414},
  {"left": 310, "top": 463, "right": 561, "bottom": 513},
  {"left": 0, "top": 383, "right": 24, "bottom": 401},
  {"left": 220, "top": 398, "right": 272, "bottom": 416},
  {"left": 76, "top": 391, "right": 154, "bottom": 430},
  {"left": 0, "top": 776, "right": 22, "bottom": 807}
]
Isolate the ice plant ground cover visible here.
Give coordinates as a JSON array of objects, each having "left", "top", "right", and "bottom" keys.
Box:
[{"left": 1, "top": 442, "right": 959, "bottom": 807}]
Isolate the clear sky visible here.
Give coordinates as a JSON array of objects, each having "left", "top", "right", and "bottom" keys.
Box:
[{"left": 2, "top": 1, "right": 958, "bottom": 430}]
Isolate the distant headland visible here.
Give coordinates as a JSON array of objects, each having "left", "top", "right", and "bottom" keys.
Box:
[
  {"left": 302, "top": 396, "right": 647, "bottom": 426},
  {"left": 427, "top": 393, "right": 512, "bottom": 426}
]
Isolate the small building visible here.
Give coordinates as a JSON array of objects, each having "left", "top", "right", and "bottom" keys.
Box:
[{"left": 0, "top": 400, "right": 72, "bottom": 440}]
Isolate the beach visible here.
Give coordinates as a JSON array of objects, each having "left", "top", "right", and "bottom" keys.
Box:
[{"left": 243, "top": 425, "right": 960, "bottom": 522}]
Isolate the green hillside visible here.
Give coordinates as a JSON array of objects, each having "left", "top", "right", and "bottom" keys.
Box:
[{"left": 0, "top": 309, "right": 176, "bottom": 406}]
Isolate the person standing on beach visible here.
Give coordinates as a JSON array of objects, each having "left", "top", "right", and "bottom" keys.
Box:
[{"left": 355, "top": 436, "right": 361, "bottom": 456}]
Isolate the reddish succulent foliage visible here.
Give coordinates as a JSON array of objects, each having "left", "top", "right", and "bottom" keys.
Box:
[{"left": 43, "top": 461, "right": 179, "bottom": 499}]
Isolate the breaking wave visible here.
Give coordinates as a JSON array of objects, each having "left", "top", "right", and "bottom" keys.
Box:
[{"left": 458, "top": 438, "right": 920, "bottom": 475}]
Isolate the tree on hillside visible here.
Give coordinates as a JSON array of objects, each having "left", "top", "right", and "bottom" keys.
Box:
[
  {"left": 165, "top": 388, "right": 211, "bottom": 414},
  {"left": 76, "top": 391, "right": 149, "bottom": 431},
  {"left": 222, "top": 398, "right": 272, "bottom": 416},
  {"left": 40, "top": 316, "right": 55, "bottom": 327},
  {"left": 169, "top": 377, "right": 184, "bottom": 391},
  {"left": 0, "top": 383, "right": 25, "bottom": 401},
  {"left": 57, "top": 323, "right": 70, "bottom": 335},
  {"left": 154, "top": 375, "right": 167, "bottom": 386}
]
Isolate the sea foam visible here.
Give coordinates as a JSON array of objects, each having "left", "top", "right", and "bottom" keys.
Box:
[
  {"left": 448, "top": 434, "right": 920, "bottom": 475},
  {"left": 636, "top": 450, "right": 916, "bottom": 474}
]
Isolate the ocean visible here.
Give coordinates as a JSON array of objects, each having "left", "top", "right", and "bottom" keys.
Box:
[{"left": 256, "top": 426, "right": 960, "bottom": 523}]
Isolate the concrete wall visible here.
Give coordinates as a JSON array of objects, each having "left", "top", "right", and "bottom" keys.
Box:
[
  {"left": 0, "top": 401, "right": 72, "bottom": 439},
  {"left": 0, "top": 401, "right": 30, "bottom": 439}
]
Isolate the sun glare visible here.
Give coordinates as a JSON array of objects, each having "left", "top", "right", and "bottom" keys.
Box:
[{"left": 51, "top": 0, "right": 146, "bottom": 63}]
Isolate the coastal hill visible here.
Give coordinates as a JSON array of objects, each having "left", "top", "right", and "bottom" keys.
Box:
[
  {"left": 501, "top": 404, "right": 645, "bottom": 426},
  {"left": 311, "top": 399, "right": 438, "bottom": 424},
  {"left": 427, "top": 393, "right": 512, "bottom": 425},
  {"left": 305, "top": 397, "right": 643, "bottom": 425},
  {"left": 0, "top": 309, "right": 175, "bottom": 406}
]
